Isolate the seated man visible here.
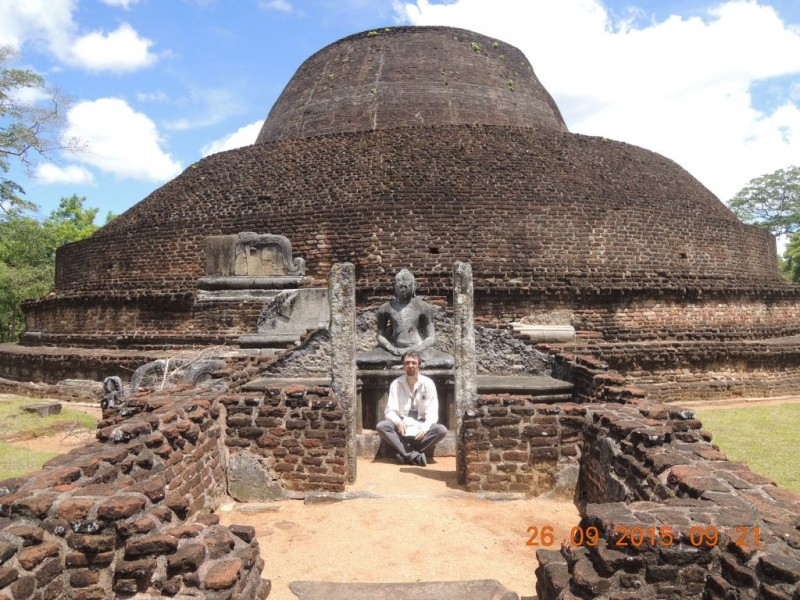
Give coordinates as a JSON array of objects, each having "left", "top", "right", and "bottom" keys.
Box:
[
  {"left": 376, "top": 350, "right": 447, "bottom": 466},
  {"left": 357, "top": 269, "right": 454, "bottom": 369}
]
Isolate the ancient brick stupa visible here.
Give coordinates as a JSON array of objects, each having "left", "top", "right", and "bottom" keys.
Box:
[{"left": 8, "top": 26, "right": 800, "bottom": 399}]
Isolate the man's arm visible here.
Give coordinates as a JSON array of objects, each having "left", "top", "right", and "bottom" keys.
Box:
[
  {"left": 420, "top": 378, "right": 439, "bottom": 433},
  {"left": 385, "top": 380, "right": 403, "bottom": 427}
]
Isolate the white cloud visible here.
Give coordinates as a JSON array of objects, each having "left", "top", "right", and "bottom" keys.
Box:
[
  {"left": 136, "top": 90, "right": 171, "bottom": 103},
  {"left": 259, "top": 0, "right": 293, "bottom": 13},
  {"left": 98, "top": 0, "right": 142, "bottom": 8},
  {"left": 164, "top": 88, "right": 246, "bottom": 131},
  {"left": 0, "top": 0, "right": 75, "bottom": 52},
  {"left": 34, "top": 163, "right": 95, "bottom": 185},
  {"left": 395, "top": 0, "right": 800, "bottom": 202},
  {"left": 201, "top": 121, "right": 262, "bottom": 157},
  {"left": 64, "top": 98, "right": 182, "bottom": 182},
  {"left": 67, "top": 23, "right": 156, "bottom": 72},
  {"left": 0, "top": 1, "right": 155, "bottom": 72}
]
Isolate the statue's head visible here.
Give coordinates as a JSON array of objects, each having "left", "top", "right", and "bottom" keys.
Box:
[{"left": 394, "top": 269, "right": 416, "bottom": 301}]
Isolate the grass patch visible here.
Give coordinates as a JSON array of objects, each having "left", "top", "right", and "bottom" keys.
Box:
[
  {"left": 697, "top": 403, "right": 800, "bottom": 494},
  {"left": 0, "top": 442, "right": 60, "bottom": 480},
  {"left": 0, "top": 396, "right": 97, "bottom": 438}
]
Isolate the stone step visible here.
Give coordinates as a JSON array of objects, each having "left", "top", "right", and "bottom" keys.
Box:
[
  {"left": 237, "top": 333, "right": 301, "bottom": 349},
  {"left": 288, "top": 579, "right": 518, "bottom": 600}
]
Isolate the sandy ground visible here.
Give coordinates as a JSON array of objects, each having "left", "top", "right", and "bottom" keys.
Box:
[{"left": 219, "top": 457, "right": 580, "bottom": 600}]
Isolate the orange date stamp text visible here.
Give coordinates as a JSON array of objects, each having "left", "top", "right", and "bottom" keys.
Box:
[{"left": 526, "top": 525, "right": 761, "bottom": 548}]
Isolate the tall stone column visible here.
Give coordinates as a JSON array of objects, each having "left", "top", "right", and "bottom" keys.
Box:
[
  {"left": 453, "top": 261, "right": 477, "bottom": 484},
  {"left": 329, "top": 262, "right": 357, "bottom": 483}
]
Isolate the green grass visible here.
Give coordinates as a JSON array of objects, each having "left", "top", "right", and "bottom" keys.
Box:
[
  {"left": 0, "top": 442, "right": 60, "bottom": 480},
  {"left": 0, "top": 396, "right": 97, "bottom": 438},
  {"left": 697, "top": 403, "right": 800, "bottom": 494}
]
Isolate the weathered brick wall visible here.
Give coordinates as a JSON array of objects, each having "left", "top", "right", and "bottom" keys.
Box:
[
  {"left": 47, "top": 124, "right": 781, "bottom": 300},
  {"left": 570, "top": 338, "right": 800, "bottom": 402},
  {"left": 257, "top": 26, "right": 567, "bottom": 143},
  {"left": 480, "top": 291, "right": 800, "bottom": 341},
  {"left": 221, "top": 384, "right": 347, "bottom": 494},
  {"left": 0, "top": 370, "right": 348, "bottom": 599},
  {"left": 463, "top": 396, "right": 586, "bottom": 496},
  {"left": 22, "top": 295, "right": 263, "bottom": 348},
  {"left": 535, "top": 402, "right": 800, "bottom": 599},
  {"left": 633, "top": 367, "right": 800, "bottom": 402},
  {"left": 0, "top": 385, "right": 272, "bottom": 599},
  {"left": 0, "top": 343, "right": 167, "bottom": 384}
]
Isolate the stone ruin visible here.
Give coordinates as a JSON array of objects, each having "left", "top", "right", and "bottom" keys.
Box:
[{"left": 0, "top": 25, "right": 799, "bottom": 599}]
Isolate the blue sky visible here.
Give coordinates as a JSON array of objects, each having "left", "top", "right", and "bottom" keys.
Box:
[{"left": 2, "top": 0, "right": 799, "bottom": 225}]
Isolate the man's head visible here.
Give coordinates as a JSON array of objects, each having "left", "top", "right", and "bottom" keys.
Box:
[
  {"left": 394, "top": 269, "right": 416, "bottom": 301},
  {"left": 402, "top": 350, "right": 421, "bottom": 377}
]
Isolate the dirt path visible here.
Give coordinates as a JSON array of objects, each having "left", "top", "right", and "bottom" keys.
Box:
[{"left": 220, "top": 457, "right": 579, "bottom": 600}]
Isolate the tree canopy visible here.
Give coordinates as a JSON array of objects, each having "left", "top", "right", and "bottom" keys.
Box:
[
  {"left": 0, "top": 195, "right": 104, "bottom": 342},
  {"left": 1, "top": 45, "right": 79, "bottom": 216},
  {"left": 729, "top": 166, "right": 800, "bottom": 237}
]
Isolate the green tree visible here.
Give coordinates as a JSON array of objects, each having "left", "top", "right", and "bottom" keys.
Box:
[
  {"left": 1, "top": 46, "right": 78, "bottom": 215},
  {"left": 44, "top": 194, "right": 100, "bottom": 248},
  {"left": 0, "top": 195, "right": 104, "bottom": 341},
  {"left": 0, "top": 214, "right": 54, "bottom": 341},
  {"left": 729, "top": 166, "right": 800, "bottom": 236},
  {"left": 782, "top": 233, "right": 800, "bottom": 283}
]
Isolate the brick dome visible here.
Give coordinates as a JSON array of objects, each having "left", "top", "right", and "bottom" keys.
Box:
[
  {"left": 25, "top": 26, "right": 791, "bottom": 348},
  {"left": 256, "top": 26, "right": 567, "bottom": 143}
]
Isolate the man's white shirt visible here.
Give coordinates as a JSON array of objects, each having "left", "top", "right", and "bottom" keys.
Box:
[{"left": 385, "top": 374, "right": 439, "bottom": 434}]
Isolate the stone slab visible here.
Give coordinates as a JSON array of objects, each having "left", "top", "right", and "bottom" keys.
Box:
[
  {"left": 197, "top": 276, "right": 310, "bottom": 290},
  {"left": 476, "top": 375, "right": 573, "bottom": 395},
  {"left": 237, "top": 334, "right": 301, "bottom": 348},
  {"left": 241, "top": 377, "right": 331, "bottom": 391},
  {"left": 288, "top": 579, "right": 519, "bottom": 600},
  {"left": 243, "top": 375, "right": 573, "bottom": 395},
  {"left": 21, "top": 403, "right": 61, "bottom": 417}
]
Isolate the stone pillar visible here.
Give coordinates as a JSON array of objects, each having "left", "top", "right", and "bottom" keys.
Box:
[
  {"left": 453, "top": 261, "right": 477, "bottom": 484},
  {"left": 329, "top": 263, "right": 357, "bottom": 483}
]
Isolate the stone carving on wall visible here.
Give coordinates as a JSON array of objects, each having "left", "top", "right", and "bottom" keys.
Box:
[
  {"left": 357, "top": 269, "right": 454, "bottom": 369},
  {"left": 199, "top": 233, "right": 307, "bottom": 295},
  {"left": 205, "top": 232, "right": 305, "bottom": 277}
]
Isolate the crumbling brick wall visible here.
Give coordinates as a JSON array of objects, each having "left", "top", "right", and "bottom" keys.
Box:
[
  {"left": 0, "top": 384, "right": 272, "bottom": 598},
  {"left": 463, "top": 397, "right": 586, "bottom": 496},
  {"left": 0, "top": 374, "right": 348, "bottom": 598},
  {"left": 535, "top": 401, "right": 800, "bottom": 599},
  {"left": 222, "top": 385, "right": 347, "bottom": 494}
]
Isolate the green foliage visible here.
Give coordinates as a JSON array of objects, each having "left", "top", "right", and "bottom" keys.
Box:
[
  {"left": 44, "top": 194, "right": 100, "bottom": 248},
  {"left": 729, "top": 165, "right": 800, "bottom": 237},
  {"left": 470, "top": 42, "right": 482, "bottom": 54},
  {"left": 781, "top": 233, "right": 800, "bottom": 282},
  {"left": 0, "top": 195, "right": 103, "bottom": 341},
  {"left": 697, "top": 403, "right": 800, "bottom": 493}
]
